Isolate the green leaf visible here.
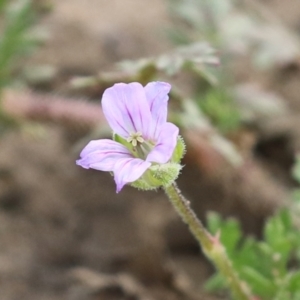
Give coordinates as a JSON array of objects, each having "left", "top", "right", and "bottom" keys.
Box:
[
  {"left": 241, "top": 266, "right": 276, "bottom": 298},
  {"left": 292, "top": 292, "right": 300, "bottom": 300},
  {"left": 264, "top": 214, "right": 286, "bottom": 247},
  {"left": 207, "top": 212, "right": 242, "bottom": 255},
  {"left": 207, "top": 211, "right": 222, "bottom": 234},
  {"left": 204, "top": 273, "right": 227, "bottom": 292},
  {"left": 288, "top": 271, "right": 300, "bottom": 292},
  {"left": 279, "top": 209, "right": 292, "bottom": 231},
  {"left": 0, "top": 0, "right": 36, "bottom": 88},
  {"left": 0, "top": 0, "right": 8, "bottom": 12},
  {"left": 205, "top": 210, "right": 300, "bottom": 298},
  {"left": 237, "top": 237, "right": 258, "bottom": 267},
  {"left": 264, "top": 212, "right": 293, "bottom": 266},
  {"left": 219, "top": 218, "right": 242, "bottom": 255},
  {"left": 198, "top": 88, "right": 240, "bottom": 133}
]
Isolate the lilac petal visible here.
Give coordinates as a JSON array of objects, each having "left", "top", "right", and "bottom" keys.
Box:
[
  {"left": 146, "top": 122, "right": 179, "bottom": 164},
  {"left": 102, "top": 82, "right": 152, "bottom": 138},
  {"left": 113, "top": 158, "right": 151, "bottom": 193},
  {"left": 76, "top": 139, "right": 132, "bottom": 171},
  {"left": 144, "top": 82, "right": 171, "bottom": 139}
]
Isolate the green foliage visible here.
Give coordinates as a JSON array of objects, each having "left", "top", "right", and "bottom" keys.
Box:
[
  {"left": 206, "top": 209, "right": 300, "bottom": 299},
  {"left": 197, "top": 88, "right": 240, "bottom": 133},
  {"left": 118, "top": 42, "right": 219, "bottom": 85},
  {"left": 0, "top": 0, "right": 38, "bottom": 132},
  {"left": 169, "top": 0, "right": 295, "bottom": 70},
  {"left": 169, "top": 0, "right": 231, "bottom": 44},
  {"left": 168, "top": 0, "right": 242, "bottom": 134},
  {"left": 0, "top": 0, "right": 37, "bottom": 90}
]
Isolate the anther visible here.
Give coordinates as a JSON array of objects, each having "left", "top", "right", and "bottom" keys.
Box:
[{"left": 127, "top": 132, "right": 144, "bottom": 147}]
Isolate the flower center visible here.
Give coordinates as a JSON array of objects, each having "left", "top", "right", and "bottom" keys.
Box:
[
  {"left": 127, "top": 132, "right": 154, "bottom": 160},
  {"left": 127, "top": 132, "right": 144, "bottom": 147}
]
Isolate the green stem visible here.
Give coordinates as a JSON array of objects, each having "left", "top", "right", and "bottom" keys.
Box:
[{"left": 164, "top": 182, "right": 252, "bottom": 300}]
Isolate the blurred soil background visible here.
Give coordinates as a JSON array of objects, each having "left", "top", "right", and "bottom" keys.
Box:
[{"left": 1, "top": 0, "right": 300, "bottom": 299}]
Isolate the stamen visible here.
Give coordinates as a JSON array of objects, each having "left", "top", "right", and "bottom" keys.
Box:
[
  {"left": 127, "top": 132, "right": 144, "bottom": 147},
  {"left": 126, "top": 132, "right": 155, "bottom": 160}
]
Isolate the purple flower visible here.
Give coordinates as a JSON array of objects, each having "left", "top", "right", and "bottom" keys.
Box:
[{"left": 76, "top": 82, "right": 179, "bottom": 192}]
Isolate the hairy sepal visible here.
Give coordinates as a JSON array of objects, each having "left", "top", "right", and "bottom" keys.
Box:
[
  {"left": 171, "top": 135, "right": 186, "bottom": 163},
  {"left": 131, "top": 162, "right": 182, "bottom": 191}
]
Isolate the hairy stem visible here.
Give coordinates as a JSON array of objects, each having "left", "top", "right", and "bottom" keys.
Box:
[{"left": 164, "top": 182, "right": 252, "bottom": 300}]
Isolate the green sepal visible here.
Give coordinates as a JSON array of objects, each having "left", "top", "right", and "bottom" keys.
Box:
[
  {"left": 113, "top": 133, "right": 131, "bottom": 148},
  {"left": 113, "top": 133, "right": 138, "bottom": 157},
  {"left": 131, "top": 162, "right": 182, "bottom": 191},
  {"left": 171, "top": 135, "right": 186, "bottom": 163}
]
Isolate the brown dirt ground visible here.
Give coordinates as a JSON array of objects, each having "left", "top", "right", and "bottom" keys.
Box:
[{"left": 2, "top": 1, "right": 300, "bottom": 300}]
